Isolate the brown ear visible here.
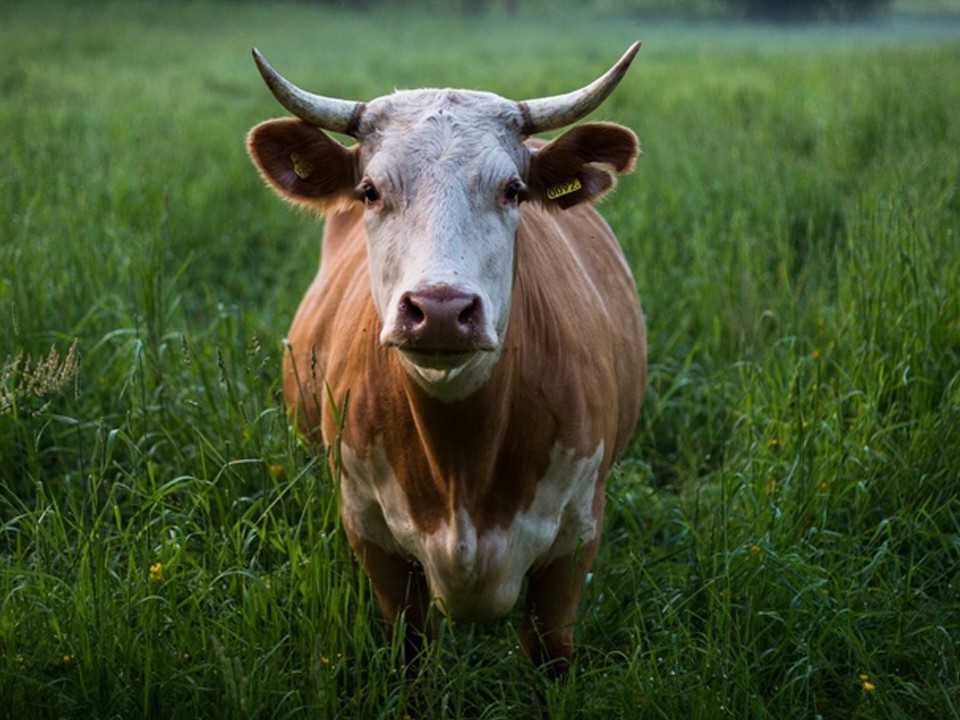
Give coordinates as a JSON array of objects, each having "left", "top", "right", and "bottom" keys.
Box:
[
  {"left": 528, "top": 122, "right": 639, "bottom": 209},
  {"left": 246, "top": 118, "right": 359, "bottom": 212}
]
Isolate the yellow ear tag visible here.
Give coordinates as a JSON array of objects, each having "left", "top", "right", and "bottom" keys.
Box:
[
  {"left": 290, "top": 152, "right": 313, "bottom": 180},
  {"left": 546, "top": 177, "right": 582, "bottom": 200}
]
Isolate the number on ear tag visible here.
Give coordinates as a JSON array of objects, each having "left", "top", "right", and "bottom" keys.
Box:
[{"left": 546, "top": 177, "right": 582, "bottom": 200}]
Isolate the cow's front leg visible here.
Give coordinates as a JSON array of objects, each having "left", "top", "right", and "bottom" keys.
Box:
[
  {"left": 520, "top": 538, "right": 600, "bottom": 678},
  {"left": 344, "top": 531, "right": 436, "bottom": 665}
]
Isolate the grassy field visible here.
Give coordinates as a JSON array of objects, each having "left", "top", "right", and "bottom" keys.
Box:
[{"left": 1, "top": 1, "right": 959, "bottom": 718}]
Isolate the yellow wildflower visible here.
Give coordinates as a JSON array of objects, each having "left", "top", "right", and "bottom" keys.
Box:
[
  {"left": 268, "top": 464, "right": 285, "bottom": 480},
  {"left": 859, "top": 673, "right": 876, "bottom": 692},
  {"left": 149, "top": 562, "right": 164, "bottom": 582}
]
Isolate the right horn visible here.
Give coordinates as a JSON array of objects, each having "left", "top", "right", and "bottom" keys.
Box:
[
  {"left": 518, "top": 41, "right": 640, "bottom": 135},
  {"left": 252, "top": 48, "right": 366, "bottom": 137}
]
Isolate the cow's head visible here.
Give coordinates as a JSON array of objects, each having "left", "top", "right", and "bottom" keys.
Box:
[{"left": 248, "top": 44, "right": 640, "bottom": 400}]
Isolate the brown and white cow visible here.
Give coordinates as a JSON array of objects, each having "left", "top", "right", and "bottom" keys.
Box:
[{"left": 247, "top": 43, "right": 647, "bottom": 674}]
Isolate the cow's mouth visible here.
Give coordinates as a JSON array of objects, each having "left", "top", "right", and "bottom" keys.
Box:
[
  {"left": 396, "top": 346, "right": 491, "bottom": 371},
  {"left": 388, "top": 336, "right": 503, "bottom": 400}
]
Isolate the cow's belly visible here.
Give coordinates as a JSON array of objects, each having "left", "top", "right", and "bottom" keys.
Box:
[{"left": 340, "top": 440, "right": 604, "bottom": 622}]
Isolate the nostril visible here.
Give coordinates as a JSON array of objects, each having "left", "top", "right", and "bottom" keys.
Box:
[
  {"left": 399, "top": 294, "right": 425, "bottom": 326},
  {"left": 458, "top": 297, "right": 480, "bottom": 328}
]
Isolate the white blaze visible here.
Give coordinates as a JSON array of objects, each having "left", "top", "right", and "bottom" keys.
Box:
[{"left": 355, "top": 90, "right": 529, "bottom": 400}]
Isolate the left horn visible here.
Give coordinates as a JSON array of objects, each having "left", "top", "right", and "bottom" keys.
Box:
[
  {"left": 518, "top": 41, "right": 640, "bottom": 135},
  {"left": 252, "top": 48, "right": 366, "bottom": 137}
]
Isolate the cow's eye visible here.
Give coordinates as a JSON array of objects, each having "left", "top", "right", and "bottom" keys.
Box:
[
  {"left": 359, "top": 180, "right": 381, "bottom": 204},
  {"left": 503, "top": 179, "right": 526, "bottom": 203}
]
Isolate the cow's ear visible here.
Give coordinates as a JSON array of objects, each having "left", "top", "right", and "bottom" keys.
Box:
[
  {"left": 527, "top": 122, "right": 638, "bottom": 210},
  {"left": 247, "top": 118, "right": 359, "bottom": 212}
]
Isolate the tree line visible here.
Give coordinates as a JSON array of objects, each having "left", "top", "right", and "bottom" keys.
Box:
[{"left": 278, "top": 0, "right": 892, "bottom": 23}]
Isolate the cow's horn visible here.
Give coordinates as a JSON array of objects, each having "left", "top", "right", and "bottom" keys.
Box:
[
  {"left": 252, "top": 48, "right": 366, "bottom": 137},
  {"left": 518, "top": 41, "right": 640, "bottom": 135}
]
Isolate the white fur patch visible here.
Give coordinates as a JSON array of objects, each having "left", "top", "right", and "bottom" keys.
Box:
[
  {"left": 358, "top": 90, "right": 526, "bottom": 397},
  {"left": 340, "top": 439, "right": 604, "bottom": 622}
]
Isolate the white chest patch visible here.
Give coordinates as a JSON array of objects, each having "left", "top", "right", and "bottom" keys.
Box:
[{"left": 339, "top": 439, "right": 604, "bottom": 622}]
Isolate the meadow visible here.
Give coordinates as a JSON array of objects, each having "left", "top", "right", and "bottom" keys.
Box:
[{"left": 1, "top": 1, "right": 959, "bottom": 718}]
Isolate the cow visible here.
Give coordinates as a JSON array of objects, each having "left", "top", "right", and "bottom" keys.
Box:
[{"left": 246, "top": 43, "right": 647, "bottom": 675}]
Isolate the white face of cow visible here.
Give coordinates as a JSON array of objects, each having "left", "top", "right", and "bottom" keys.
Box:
[
  {"left": 247, "top": 44, "right": 641, "bottom": 401},
  {"left": 356, "top": 91, "right": 528, "bottom": 397}
]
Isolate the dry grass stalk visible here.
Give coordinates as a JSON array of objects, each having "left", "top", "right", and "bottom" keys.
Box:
[{"left": 0, "top": 339, "right": 79, "bottom": 416}]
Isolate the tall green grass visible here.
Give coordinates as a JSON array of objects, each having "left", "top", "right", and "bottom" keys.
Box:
[{"left": 1, "top": 2, "right": 958, "bottom": 718}]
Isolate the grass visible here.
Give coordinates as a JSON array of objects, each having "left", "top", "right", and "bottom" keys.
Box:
[{"left": 1, "top": 1, "right": 959, "bottom": 718}]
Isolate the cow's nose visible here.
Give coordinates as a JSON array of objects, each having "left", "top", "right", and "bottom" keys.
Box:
[{"left": 395, "top": 287, "right": 486, "bottom": 351}]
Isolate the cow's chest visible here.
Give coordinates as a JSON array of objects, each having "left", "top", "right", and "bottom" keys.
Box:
[{"left": 339, "top": 439, "right": 604, "bottom": 622}]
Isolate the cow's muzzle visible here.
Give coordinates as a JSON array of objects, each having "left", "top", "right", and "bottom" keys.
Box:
[{"left": 382, "top": 285, "right": 498, "bottom": 364}]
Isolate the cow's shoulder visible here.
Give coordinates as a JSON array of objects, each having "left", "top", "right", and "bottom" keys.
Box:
[{"left": 283, "top": 203, "right": 381, "bottom": 444}]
